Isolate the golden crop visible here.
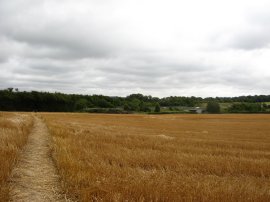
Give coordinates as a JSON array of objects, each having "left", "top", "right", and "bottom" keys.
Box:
[
  {"left": 0, "top": 112, "right": 33, "bottom": 201},
  {"left": 42, "top": 113, "right": 270, "bottom": 202}
]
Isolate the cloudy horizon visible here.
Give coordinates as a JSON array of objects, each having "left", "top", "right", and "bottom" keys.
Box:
[{"left": 1, "top": 0, "right": 270, "bottom": 98}]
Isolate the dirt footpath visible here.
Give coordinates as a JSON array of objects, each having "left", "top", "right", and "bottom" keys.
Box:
[{"left": 9, "top": 116, "right": 68, "bottom": 202}]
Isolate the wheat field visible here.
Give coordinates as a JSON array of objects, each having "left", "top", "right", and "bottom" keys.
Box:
[
  {"left": 0, "top": 112, "right": 33, "bottom": 201},
  {"left": 42, "top": 113, "right": 270, "bottom": 202}
]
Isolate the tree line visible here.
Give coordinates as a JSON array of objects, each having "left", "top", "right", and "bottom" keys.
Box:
[{"left": 0, "top": 88, "right": 270, "bottom": 113}]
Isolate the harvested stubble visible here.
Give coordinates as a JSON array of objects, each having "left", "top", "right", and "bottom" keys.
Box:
[
  {"left": 0, "top": 112, "right": 33, "bottom": 201},
  {"left": 42, "top": 113, "right": 270, "bottom": 202}
]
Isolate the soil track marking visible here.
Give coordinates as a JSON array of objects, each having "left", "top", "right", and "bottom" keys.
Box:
[{"left": 9, "top": 116, "right": 68, "bottom": 202}]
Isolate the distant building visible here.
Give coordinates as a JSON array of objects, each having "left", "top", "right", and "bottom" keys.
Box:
[{"left": 188, "top": 107, "right": 203, "bottom": 114}]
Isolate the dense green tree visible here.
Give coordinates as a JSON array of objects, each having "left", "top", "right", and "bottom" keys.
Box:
[
  {"left": 123, "top": 103, "right": 131, "bottom": 111},
  {"left": 206, "top": 101, "right": 220, "bottom": 113},
  {"left": 1, "top": 88, "right": 270, "bottom": 113},
  {"left": 128, "top": 99, "right": 140, "bottom": 111},
  {"left": 98, "top": 99, "right": 113, "bottom": 108},
  {"left": 228, "top": 103, "right": 264, "bottom": 113},
  {"left": 75, "top": 98, "right": 89, "bottom": 111},
  {"left": 154, "top": 103, "right": 161, "bottom": 112},
  {"left": 139, "top": 102, "right": 151, "bottom": 112}
]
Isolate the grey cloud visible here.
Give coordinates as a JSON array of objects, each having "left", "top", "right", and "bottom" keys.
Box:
[
  {"left": 5, "top": 28, "right": 114, "bottom": 58},
  {"left": 0, "top": 0, "right": 123, "bottom": 60},
  {"left": 215, "top": 10, "right": 270, "bottom": 50},
  {"left": 97, "top": 53, "right": 209, "bottom": 79},
  {"left": 230, "top": 28, "right": 270, "bottom": 50},
  {"left": 0, "top": 0, "right": 270, "bottom": 97}
]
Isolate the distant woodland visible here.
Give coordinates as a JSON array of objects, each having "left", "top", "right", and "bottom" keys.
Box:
[{"left": 0, "top": 88, "right": 270, "bottom": 113}]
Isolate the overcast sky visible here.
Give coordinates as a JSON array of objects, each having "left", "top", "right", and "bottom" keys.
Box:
[{"left": 1, "top": 0, "right": 270, "bottom": 97}]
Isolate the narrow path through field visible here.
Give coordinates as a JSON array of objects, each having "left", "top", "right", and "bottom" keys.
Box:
[{"left": 9, "top": 116, "right": 67, "bottom": 202}]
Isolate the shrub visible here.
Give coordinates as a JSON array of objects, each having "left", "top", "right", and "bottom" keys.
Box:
[
  {"left": 154, "top": 103, "right": 161, "bottom": 112},
  {"left": 206, "top": 102, "right": 220, "bottom": 113}
]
